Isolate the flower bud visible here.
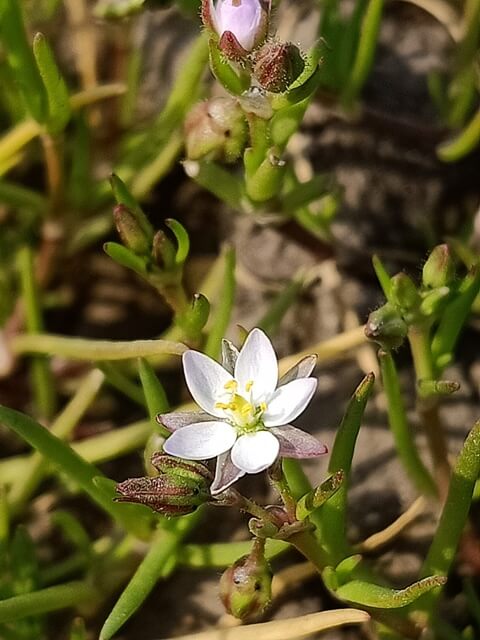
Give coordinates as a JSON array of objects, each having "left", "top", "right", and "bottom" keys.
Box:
[
  {"left": 365, "top": 302, "right": 408, "bottom": 350},
  {"left": 202, "top": 0, "right": 270, "bottom": 60},
  {"left": 390, "top": 273, "right": 420, "bottom": 312},
  {"left": 117, "top": 456, "right": 212, "bottom": 516},
  {"left": 152, "top": 230, "right": 176, "bottom": 270},
  {"left": 113, "top": 204, "right": 152, "bottom": 256},
  {"left": 184, "top": 98, "right": 248, "bottom": 163},
  {"left": 422, "top": 244, "right": 455, "bottom": 289},
  {"left": 150, "top": 453, "right": 213, "bottom": 484},
  {"left": 253, "top": 42, "right": 305, "bottom": 93},
  {"left": 219, "top": 539, "right": 272, "bottom": 619}
]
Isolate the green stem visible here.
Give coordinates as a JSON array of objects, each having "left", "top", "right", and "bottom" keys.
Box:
[
  {"left": 11, "top": 333, "right": 187, "bottom": 360},
  {"left": 378, "top": 350, "right": 437, "bottom": 497},
  {"left": 437, "top": 108, "right": 480, "bottom": 162},
  {"left": 408, "top": 326, "right": 450, "bottom": 499},
  {"left": 17, "top": 245, "right": 56, "bottom": 420},
  {"left": 204, "top": 246, "right": 236, "bottom": 360}
]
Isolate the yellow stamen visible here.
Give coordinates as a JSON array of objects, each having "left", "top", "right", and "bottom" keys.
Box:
[
  {"left": 259, "top": 402, "right": 267, "bottom": 412},
  {"left": 224, "top": 380, "right": 238, "bottom": 392},
  {"left": 215, "top": 402, "right": 231, "bottom": 410},
  {"left": 245, "top": 380, "right": 254, "bottom": 392}
]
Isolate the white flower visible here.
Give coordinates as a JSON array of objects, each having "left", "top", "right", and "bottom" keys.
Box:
[
  {"left": 202, "top": 0, "right": 270, "bottom": 53},
  {"left": 160, "top": 328, "right": 327, "bottom": 495}
]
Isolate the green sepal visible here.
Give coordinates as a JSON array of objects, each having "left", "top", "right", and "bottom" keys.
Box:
[
  {"left": 165, "top": 218, "right": 190, "bottom": 265},
  {"left": 208, "top": 38, "right": 249, "bottom": 96},
  {"left": 335, "top": 575, "right": 447, "bottom": 608}
]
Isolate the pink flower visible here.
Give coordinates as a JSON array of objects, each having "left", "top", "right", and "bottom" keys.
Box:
[{"left": 202, "top": 0, "right": 270, "bottom": 59}]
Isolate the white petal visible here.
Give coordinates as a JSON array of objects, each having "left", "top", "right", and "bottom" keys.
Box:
[
  {"left": 183, "top": 350, "right": 234, "bottom": 417},
  {"left": 163, "top": 421, "right": 236, "bottom": 460},
  {"left": 231, "top": 431, "right": 280, "bottom": 473},
  {"left": 270, "top": 425, "right": 328, "bottom": 458},
  {"left": 211, "top": 451, "right": 245, "bottom": 494},
  {"left": 279, "top": 354, "right": 317, "bottom": 386},
  {"left": 234, "top": 328, "right": 278, "bottom": 403},
  {"left": 263, "top": 378, "right": 317, "bottom": 427}
]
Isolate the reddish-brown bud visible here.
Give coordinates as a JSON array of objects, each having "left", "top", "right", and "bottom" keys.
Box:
[{"left": 253, "top": 42, "right": 305, "bottom": 93}]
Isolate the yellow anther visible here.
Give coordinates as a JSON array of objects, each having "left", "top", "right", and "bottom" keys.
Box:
[
  {"left": 245, "top": 380, "right": 254, "bottom": 392},
  {"left": 215, "top": 402, "right": 231, "bottom": 410},
  {"left": 224, "top": 380, "right": 238, "bottom": 392},
  {"left": 229, "top": 402, "right": 238, "bottom": 411},
  {"left": 259, "top": 402, "right": 267, "bottom": 412}
]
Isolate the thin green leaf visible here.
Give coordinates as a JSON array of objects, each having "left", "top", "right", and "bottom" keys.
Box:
[
  {"left": 0, "top": 0, "right": 47, "bottom": 121},
  {"left": 0, "top": 581, "right": 96, "bottom": 623},
  {"left": 319, "top": 373, "right": 375, "bottom": 562},
  {"left": 32, "top": 33, "right": 71, "bottom": 133},
  {"left": 336, "top": 576, "right": 446, "bottom": 608},
  {"left": 0, "top": 405, "right": 153, "bottom": 538},
  {"left": 420, "top": 420, "right": 480, "bottom": 612},
  {"left": 372, "top": 254, "right": 392, "bottom": 301},
  {"left": 432, "top": 267, "right": 480, "bottom": 368},
  {"left": 258, "top": 277, "right": 304, "bottom": 335},
  {"left": 341, "top": 0, "right": 384, "bottom": 108},
  {"left": 99, "top": 515, "right": 201, "bottom": 640}
]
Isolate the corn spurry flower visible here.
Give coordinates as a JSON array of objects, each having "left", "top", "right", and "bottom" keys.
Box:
[
  {"left": 159, "top": 328, "right": 327, "bottom": 495},
  {"left": 202, "top": 0, "right": 270, "bottom": 60}
]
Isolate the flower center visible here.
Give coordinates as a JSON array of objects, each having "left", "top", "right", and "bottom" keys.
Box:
[{"left": 215, "top": 380, "right": 266, "bottom": 434}]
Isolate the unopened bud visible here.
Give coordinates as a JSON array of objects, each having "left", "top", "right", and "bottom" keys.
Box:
[
  {"left": 150, "top": 453, "right": 213, "bottom": 484},
  {"left": 365, "top": 302, "right": 408, "bottom": 350},
  {"left": 219, "top": 539, "right": 272, "bottom": 619},
  {"left": 253, "top": 42, "right": 305, "bottom": 93},
  {"left": 422, "top": 244, "right": 455, "bottom": 289},
  {"left": 390, "top": 273, "right": 420, "bottom": 312},
  {"left": 202, "top": 0, "right": 270, "bottom": 60},
  {"left": 152, "top": 230, "right": 176, "bottom": 270},
  {"left": 185, "top": 98, "right": 248, "bottom": 163},
  {"left": 116, "top": 473, "right": 210, "bottom": 516},
  {"left": 113, "top": 204, "right": 151, "bottom": 255}
]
